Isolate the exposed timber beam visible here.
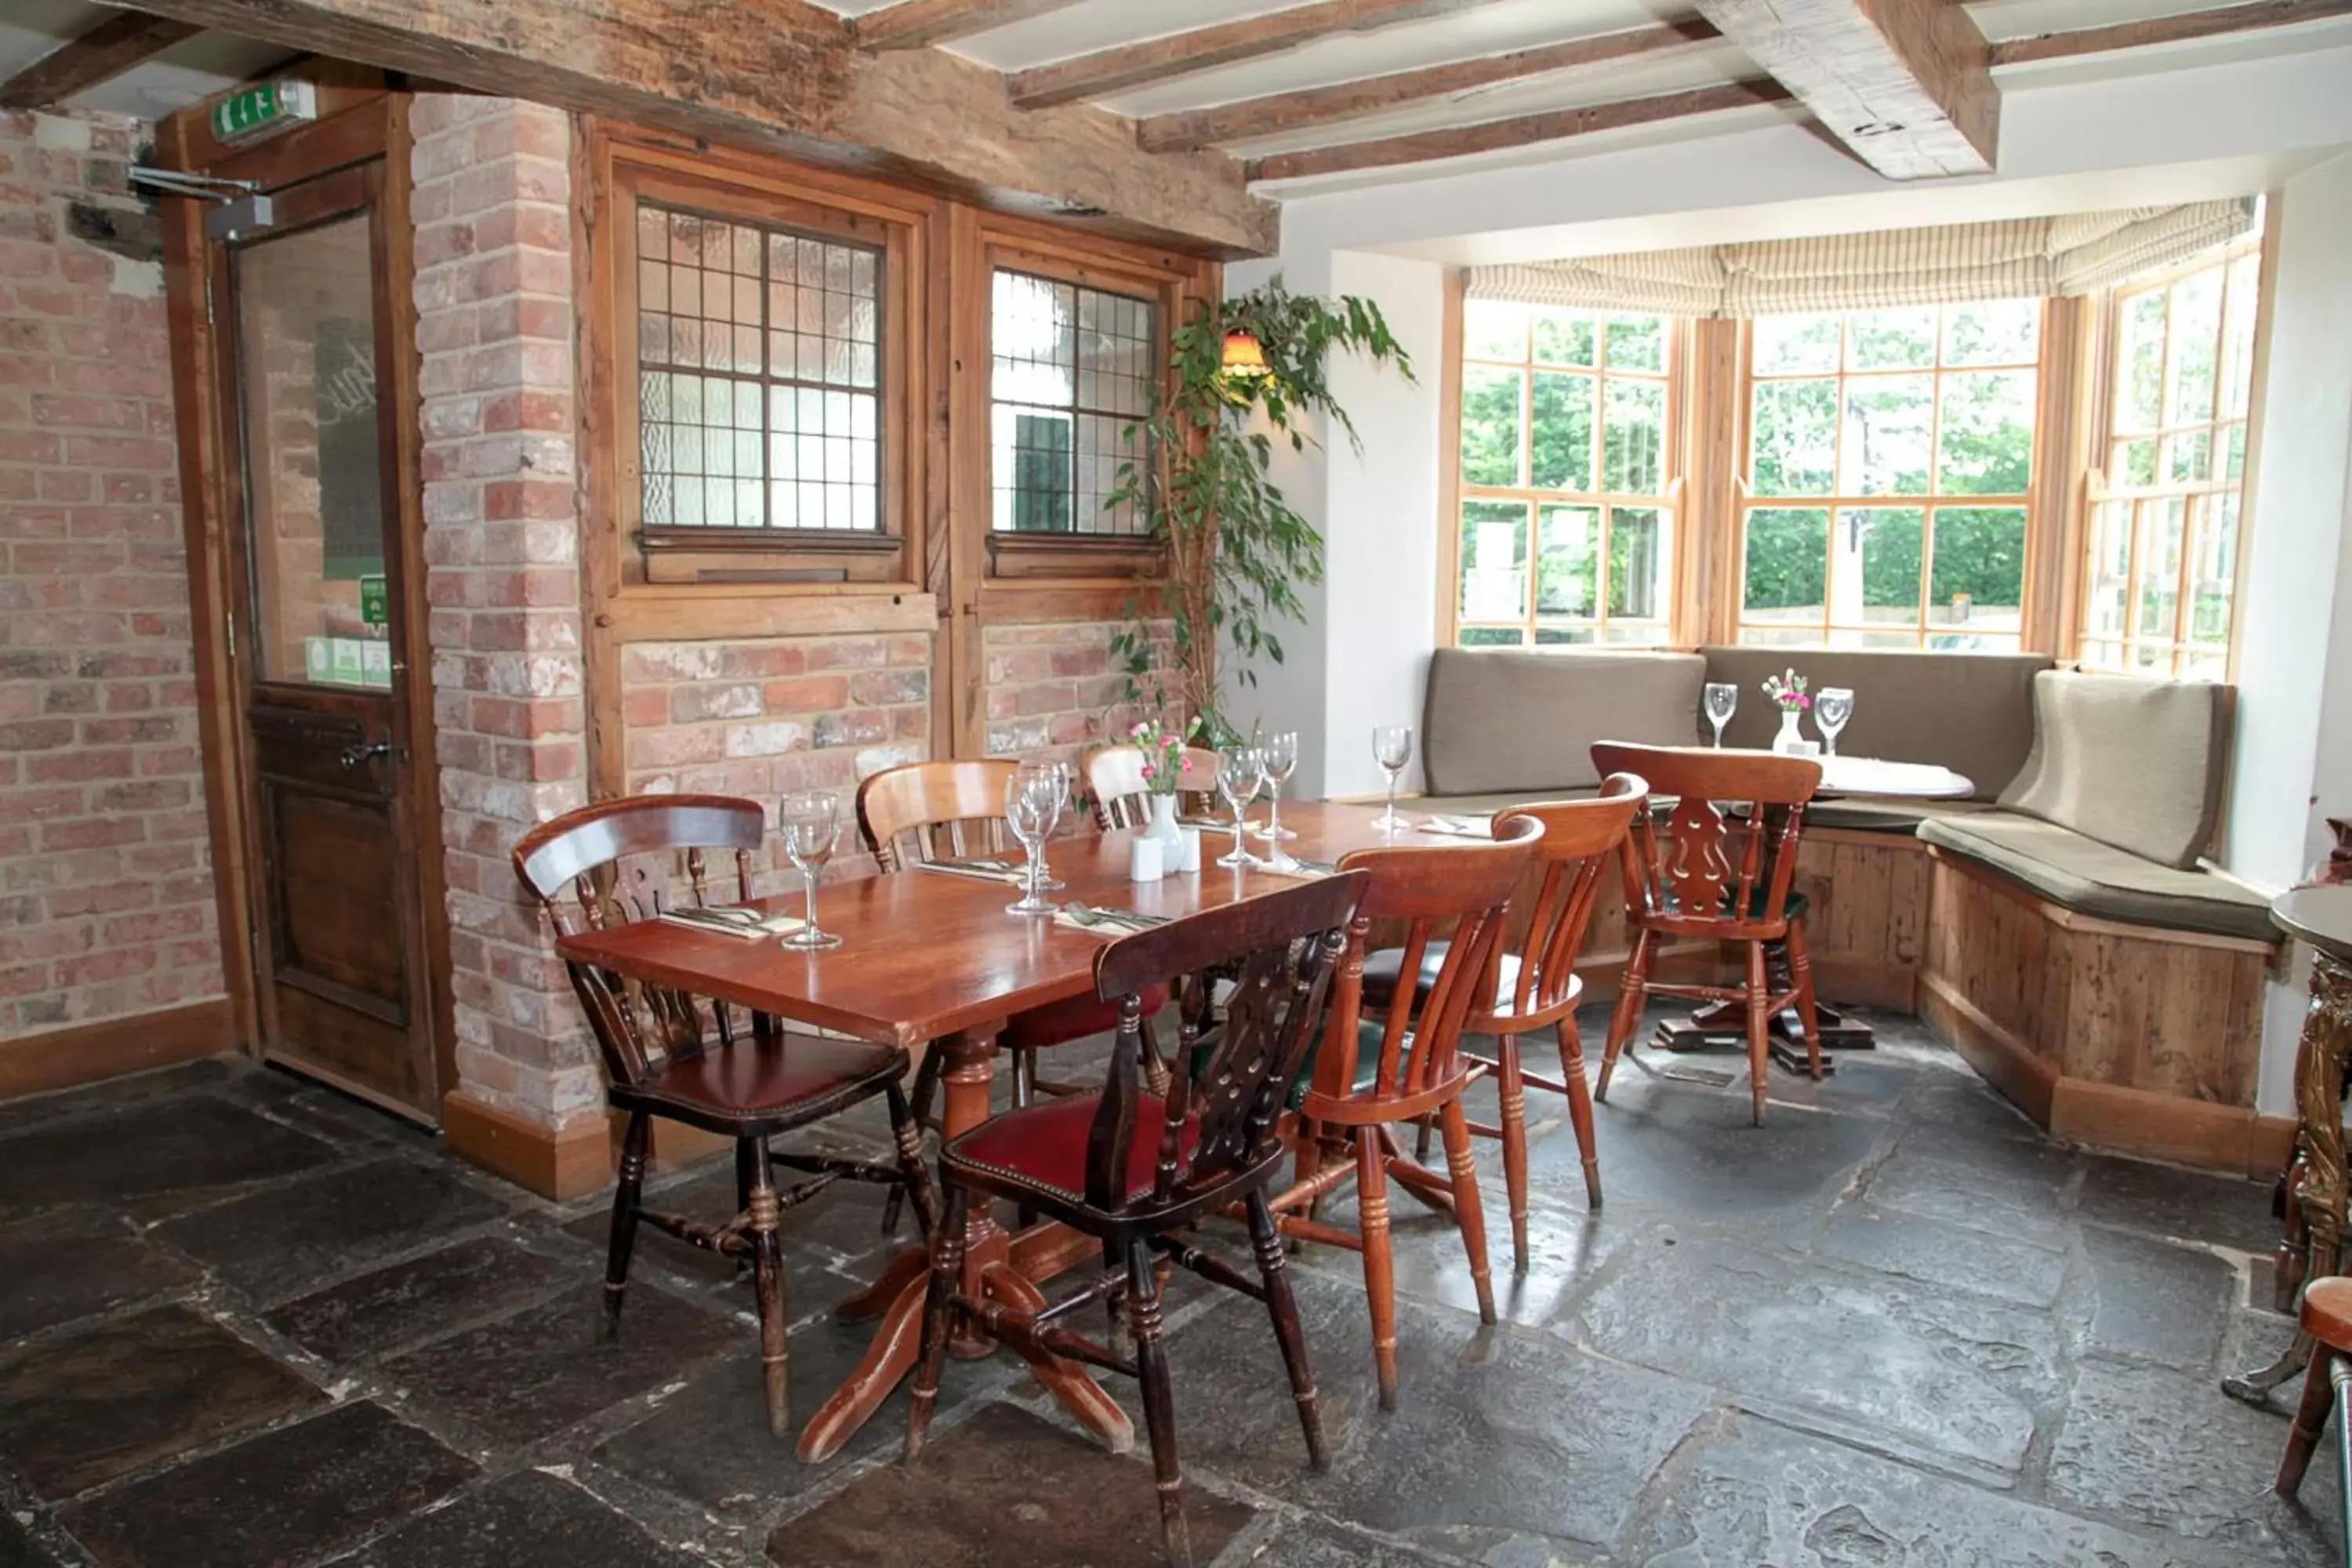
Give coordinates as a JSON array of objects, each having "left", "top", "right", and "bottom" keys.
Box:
[
  {"left": 0, "top": 11, "right": 203, "bottom": 109},
  {"left": 1138, "top": 18, "right": 1724, "bottom": 152},
  {"left": 1691, "top": 0, "right": 2000, "bottom": 179},
  {"left": 121, "top": 0, "right": 1277, "bottom": 256},
  {"left": 1245, "top": 78, "right": 1795, "bottom": 183},
  {"left": 851, "top": 0, "right": 1089, "bottom": 51},
  {"left": 1989, "top": 0, "right": 2352, "bottom": 66},
  {"left": 1008, "top": 0, "right": 1494, "bottom": 111}
]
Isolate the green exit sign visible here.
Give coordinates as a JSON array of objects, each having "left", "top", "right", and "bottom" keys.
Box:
[
  {"left": 210, "top": 79, "right": 318, "bottom": 145},
  {"left": 358, "top": 573, "right": 388, "bottom": 630}
]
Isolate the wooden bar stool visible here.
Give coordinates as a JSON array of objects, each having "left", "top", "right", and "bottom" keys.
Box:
[{"left": 2276, "top": 1274, "right": 2352, "bottom": 1558}]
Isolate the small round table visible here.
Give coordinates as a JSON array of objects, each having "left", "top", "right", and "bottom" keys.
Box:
[
  {"left": 2224, "top": 884, "right": 2352, "bottom": 1406},
  {"left": 1651, "top": 752, "right": 1975, "bottom": 1073}
]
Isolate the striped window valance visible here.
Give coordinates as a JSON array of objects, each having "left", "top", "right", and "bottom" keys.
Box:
[{"left": 1468, "top": 199, "right": 2255, "bottom": 318}]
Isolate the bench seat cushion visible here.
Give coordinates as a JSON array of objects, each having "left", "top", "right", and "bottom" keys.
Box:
[
  {"left": 1422, "top": 648, "right": 1704, "bottom": 796},
  {"left": 1805, "top": 797, "right": 1999, "bottom": 833},
  {"left": 1997, "top": 672, "right": 2233, "bottom": 869},
  {"left": 1917, "top": 811, "right": 2273, "bottom": 942}
]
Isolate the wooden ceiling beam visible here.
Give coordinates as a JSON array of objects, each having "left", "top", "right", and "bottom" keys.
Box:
[
  {"left": 1989, "top": 0, "right": 2352, "bottom": 66},
  {"left": 1138, "top": 18, "right": 1725, "bottom": 152},
  {"left": 1008, "top": 0, "right": 1494, "bottom": 111},
  {"left": 0, "top": 10, "right": 203, "bottom": 110},
  {"left": 1244, "top": 78, "right": 1795, "bottom": 183},
  {"left": 851, "top": 0, "right": 1089, "bottom": 52},
  {"left": 1691, "top": 0, "right": 1999, "bottom": 179},
  {"left": 120, "top": 0, "right": 1278, "bottom": 256}
]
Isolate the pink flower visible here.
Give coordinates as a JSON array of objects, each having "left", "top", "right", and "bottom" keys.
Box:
[
  {"left": 1178, "top": 756, "right": 1190, "bottom": 772},
  {"left": 1141, "top": 764, "right": 1156, "bottom": 779}
]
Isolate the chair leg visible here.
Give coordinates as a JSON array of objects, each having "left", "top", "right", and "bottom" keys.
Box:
[
  {"left": 905, "top": 1181, "right": 969, "bottom": 1462},
  {"left": 1356, "top": 1126, "right": 1399, "bottom": 1411},
  {"left": 2279, "top": 1341, "right": 2340, "bottom": 1496},
  {"left": 603, "top": 1112, "right": 650, "bottom": 1341},
  {"left": 743, "top": 1138, "right": 791, "bottom": 1438},
  {"left": 1245, "top": 1189, "right": 1327, "bottom": 1470},
  {"left": 1744, "top": 940, "right": 1771, "bottom": 1127},
  {"left": 1787, "top": 917, "right": 1825, "bottom": 1083},
  {"left": 1597, "top": 927, "right": 1655, "bottom": 1103},
  {"left": 1439, "top": 1099, "right": 1496, "bottom": 1326},
  {"left": 1413, "top": 1115, "right": 1434, "bottom": 1164},
  {"left": 735, "top": 1134, "right": 757, "bottom": 1216},
  {"left": 1494, "top": 1033, "right": 1530, "bottom": 1272},
  {"left": 1011, "top": 1046, "right": 1037, "bottom": 1110},
  {"left": 881, "top": 1081, "right": 938, "bottom": 1239},
  {"left": 1123, "top": 1236, "right": 1189, "bottom": 1566},
  {"left": 1556, "top": 1018, "right": 1602, "bottom": 1209},
  {"left": 906, "top": 1042, "right": 945, "bottom": 1130}
]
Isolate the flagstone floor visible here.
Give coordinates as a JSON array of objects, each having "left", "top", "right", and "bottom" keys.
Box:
[{"left": 0, "top": 1011, "right": 2340, "bottom": 1567}]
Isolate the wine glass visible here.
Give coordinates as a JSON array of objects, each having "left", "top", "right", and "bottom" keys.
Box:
[
  {"left": 778, "top": 793, "right": 844, "bottom": 951},
  {"left": 1215, "top": 747, "right": 1265, "bottom": 869},
  {"left": 1372, "top": 724, "right": 1413, "bottom": 834},
  {"left": 1026, "top": 758, "right": 1072, "bottom": 891},
  {"left": 1251, "top": 731, "right": 1300, "bottom": 844},
  {"left": 1004, "top": 767, "right": 1062, "bottom": 916},
  {"left": 1703, "top": 683, "right": 1738, "bottom": 748},
  {"left": 1814, "top": 688, "right": 1855, "bottom": 756}
]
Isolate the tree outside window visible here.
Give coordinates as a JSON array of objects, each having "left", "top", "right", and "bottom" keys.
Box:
[
  {"left": 1454, "top": 300, "right": 1675, "bottom": 648},
  {"left": 1737, "top": 300, "right": 2041, "bottom": 650}
]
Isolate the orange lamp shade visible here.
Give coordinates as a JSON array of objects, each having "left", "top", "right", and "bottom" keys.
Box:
[{"left": 1220, "top": 330, "right": 1270, "bottom": 376}]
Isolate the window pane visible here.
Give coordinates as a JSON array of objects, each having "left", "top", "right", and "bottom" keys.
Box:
[
  {"left": 1534, "top": 504, "right": 1600, "bottom": 618},
  {"left": 2134, "top": 498, "right": 2185, "bottom": 642},
  {"left": 1936, "top": 370, "right": 2035, "bottom": 495},
  {"left": 1610, "top": 506, "right": 1671, "bottom": 621},
  {"left": 1464, "top": 299, "right": 1526, "bottom": 361},
  {"left": 1605, "top": 314, "right": 1665, "bottom": 373},
  {"left": 2164, "top": 430, "right": 2211, "bottom": 485},
  {"left": 1753, "top": 314, "right": 1840, "bottom": 376},
  {"left": 1847, "top": 307, "right": 1936, "bottom": 370},
  {"left": 1743, "top": 508, "right": 1828, "bottom": 627},
  {"left": 1532, "top": 309, "right": 1596, "bottom": 367},
  {"left": 1460, "top": 626, "right": 1525, "bottom": 648},
  {"left": 1459, "top": 499, "right": 1530, "bottom": 623},
  {"left": 1534, "top": 624, "right": 1595, "bottom": 646},
  {"left": 2117, "top": 291, "right": 2166, "bottom": 433},
  {"left": 2190, "top": 492, "right": 2238, "bottom": 644},
  {"left": 2166, "top": 268, "right": 2223, "bottom": 426},
  {"left": 1602, "top": 379, "right": 1666, "bottom": 495},
  {"left": 1529, "top": 371, "right": 1594, "bottom": 491},
  {"left": 2114, "top": 437, "right": 2158, "bottom": 488},
  {"left": 2085, "top": 502, "right": 2131, "bottom": 641},
  {"left": 992, "top": 270, "right": 1157, "bottom": 534},
  {"left": 1942, "top": 299, "right": 2040, "bottom": 367},
  {"left": 1461, "top": 366, "right": 1523, "bottom": 487},
  {"left": 1832, "top": 507, "right": 1923, "bottom": 628},
  {"left": 1750, "top": 379, "right": 1836, "bottom": 495},
  {"left": 1842, "top": 376, "right": 1933, "bottom": 496},
  {"left": 1930, "top": 506, "right": 2026, "bottom": 639}
]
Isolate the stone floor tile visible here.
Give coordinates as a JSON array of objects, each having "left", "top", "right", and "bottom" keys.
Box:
[
  {"left": 0, "top": 1304, "right": 325, "bottom": 1499},
  {"left": 1570, "top": 1232, "right": 2059, "bottom": 1475},
  {"left": 151, "top": 1157, "right": 512, "bottom": 1304},
  {"left": 1813, "top": 1200, "right": 2067, "bottom": 1309},
  {"left": 343, "top": 1469, "right": 706, "bottom": 1568},
  {"left": 1293, "top": 1189, "right": 1646, "bottom": 1332},
  {"left": 767, "top": 1400, "right": 1255, "bottom": 1568},
  {"left": 2078, "top": 1224, "right": 2236, "bottom": 1369},
  {"left": 0, "top": 1097, "right": 339, "bottom": 1221},
  {"left": 2048, "top": 1358, "right": 2343, "bottom": 1564},
  {"left": 1896, "top": 1064, "right": 2048, "bottom": 1145},
  {"left": 1624, "top": 1411, "right": 2246, "bottom": 1566},
  {"left": 263, "top": 1232, "right": 586, "bottom": 1363},
  {"left": 55, "top": 1400, "right": 476, "bottom": 1568},
  {"left": 2074, "top": 1153, "right": 2279, "bottom": 1255},
  {"left": 0, "top": 1209, "right": 203, "bottom": 1344},
  {"left": 1242, "top": 1517, "right": 1484, "bottom": 1567},
  {"left": 378, "top": 1283, "right": 741, "bottom": 1450},
  {"left": 1863, "top": 1133, "right": 2078, "bottom": 1248},
  {"left": 0, "top": 1061, "right": 238, "bottom": 1140}
]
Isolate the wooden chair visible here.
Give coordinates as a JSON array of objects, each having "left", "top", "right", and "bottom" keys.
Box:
[
  {"left": 1083, "top": 742, "right": 1222, "bottom": 830},
  {"left": 1590, "top": 742, "right": 1825, "bottom": 1127},
  {"left": 1366, "top": 779, "right": 1649, "bottom": 1265},
  {"left": 512, "top": 793, "right": 935, "bottom": 1439},
  {"left": 2276, "top": 1274, "right": 2352, "bottom": 1559},
  {"left": 858, "top": 760, "right": 1167, "bottom": 1112},
  {"left": 906, "top": 873, "right": 1369, "bottom": 1568},
  {"left": 1264, "top": 818, "right": 1544, "bottom": 1410}
]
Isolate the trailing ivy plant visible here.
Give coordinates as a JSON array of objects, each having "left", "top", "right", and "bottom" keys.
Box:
[{"left": 1106, "top": 281, "right": 1412, "bottom": 746}]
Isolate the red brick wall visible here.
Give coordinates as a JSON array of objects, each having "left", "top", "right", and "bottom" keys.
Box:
[
  {"left": 984, "top": 618, "right": 1174, "bottom": 775},
  {"left": 0, "top": 108, "right": 222, "bottom": 1038},
  {"left": 410, "top": 96, "right": 595, "bottom": 1127}
]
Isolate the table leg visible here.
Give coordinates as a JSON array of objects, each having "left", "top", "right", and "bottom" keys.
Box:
[
  {"left": 2225, "top": 954, "right": 2352, "bottom": 1406},
  {"left": 1650, "top": 938, "right": 1873, "bottom": 1073}
]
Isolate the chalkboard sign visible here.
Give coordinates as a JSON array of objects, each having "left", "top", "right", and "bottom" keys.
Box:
[{"left": 315, "top": 316, "right": 383, "bottom": 581}]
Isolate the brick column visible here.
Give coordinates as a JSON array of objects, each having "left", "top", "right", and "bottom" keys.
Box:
[{"left": 409, "top": 96, "right": 600, "bottom": 1185}]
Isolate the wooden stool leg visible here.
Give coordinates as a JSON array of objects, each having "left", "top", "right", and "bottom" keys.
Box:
[
  {"left": 1495, "top": 1033, "right": 1531, "bottom": 1272},
  {"left": 1125, "top": 1237, "right": 1190, "bottom": 1568},
  {"left": 744, "top": 1139, "right": 791, "bottom": 1438},
  {"left": 1744, "top": 940, "right": 1771, "bottom": 1127},
  {"left": 1439, "top": 1099, "right": 1497, "bottom": 1324},
  {"left": 904, "top": 1182, "right": 968, "bottom": 1462},
  {"left": 1556, "top": 1018, "right": 1602, "bottom": 1209},
  {"left": 1246, "top": 1189, "right": 1326, "bottom": 1470},
  {"left": 2278, "top": 1341, "right": 2338, "bottom": 1496},
  {"left": 1597, "top": 927, "right": 1654, "bottom": 1103},
  {"left": 1356, "top": 1127, "right": 1399, "bottom": 1411},
  {"left": 603, "top": 1112, "right": 650, "bottom": 1340},
  {"left": 1787, "top": 917, "right": 1825, "bottom": 1082}
]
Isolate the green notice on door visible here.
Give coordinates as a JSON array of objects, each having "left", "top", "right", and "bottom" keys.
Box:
[{"left": 358, "top": 573, "right": 388, "bottom": 630}]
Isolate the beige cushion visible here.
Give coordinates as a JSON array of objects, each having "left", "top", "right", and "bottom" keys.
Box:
[
  {"left": 1998, "top": 672, "right": 2233, "bottom": 869},
  {"left": 1805, "top": 797, "right": 1999, "bottom": 834},
  {"left": 1700, "top": 647, "right": 2051, "bottom": 801},
  {"left": 1918, "top": 811, "right": 2272, "bottom": 942},
  {"left": 1422, "top": 649, "right": 1705, "bottom": 796}
]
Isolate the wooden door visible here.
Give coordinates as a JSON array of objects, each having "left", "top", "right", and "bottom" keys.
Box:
[{"left": 210, "top": 156, "right": 440, "bottom": 1120}]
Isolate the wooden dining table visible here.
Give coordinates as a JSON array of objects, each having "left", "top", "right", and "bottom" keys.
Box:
[{"left": 554, "top": 798, "right": 1424, "bottom": 1465}]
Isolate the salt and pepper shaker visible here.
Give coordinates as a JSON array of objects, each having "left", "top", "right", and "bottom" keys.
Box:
[
  {"left": 1129, "top": 834, "right": 1165, "bottom": 883},
  {"left": 1176, "top": 826, "right": 1201, "bottom": 873}
]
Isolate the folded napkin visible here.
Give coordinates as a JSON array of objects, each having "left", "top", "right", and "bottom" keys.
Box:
[
  {"left": 1417, "top": 815, "right": 1494, "bottom": 840},
  {"left": 917, "top": 858, "right": 1029, "bottom": 886},
  {"left": 1179, "top": 815, "right": 1243, "bottom": 831},
  {"left": 656, "top": 906, "right": 807, "bottom": 939},
  {"left": 1256, "top": 856, "right": 1338, "bottom": 881},
  {"left": 1051, "top": 905, "right": 1171, "bottom": 937}
]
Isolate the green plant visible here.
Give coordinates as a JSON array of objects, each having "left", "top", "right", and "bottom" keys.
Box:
[{"left": 1108, "top": 280, "right": 1413, "bottom": 745}]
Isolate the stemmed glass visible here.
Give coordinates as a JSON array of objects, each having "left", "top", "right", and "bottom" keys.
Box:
[
  {"left": 1814, "top": 688, "right": 1855, "bottom": 756},
  {"left": 1215, "top": 747, "right": 1265, "bottom": 869},
  {"left": 778, "top": 793, "right": 844, "bottom": 951},
  {"left": 1251, "top": 731, "right": 1300, "bottom": 844},
  {"left": 1704, "top": 683, "right": 1738, "bottom": 748},
  {"left": 1372, "top": 724, "right": 1413, "bottom": 834},
  {"left": 1028, "top": 758, "right": 1073, "bottom": 891},
  {"left": 1004, "top": 764, "right": 1063, "bottom": 916}
]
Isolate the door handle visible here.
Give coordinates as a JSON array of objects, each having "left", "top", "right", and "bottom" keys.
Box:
[{"left": 338, "top": 741, "right": 392, "bottom": 770}]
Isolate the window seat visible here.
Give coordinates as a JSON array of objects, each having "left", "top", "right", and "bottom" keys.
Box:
[{"left": 1917, "top": 812, "right": 2272, "bottom": 942}]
